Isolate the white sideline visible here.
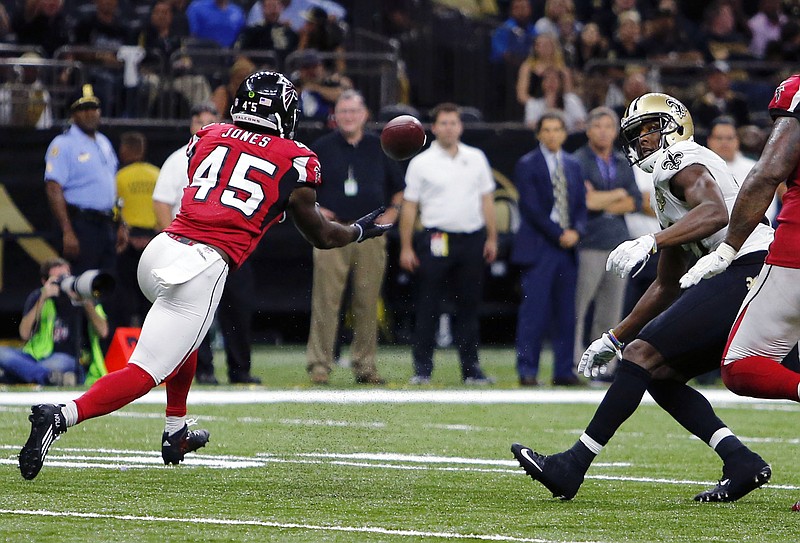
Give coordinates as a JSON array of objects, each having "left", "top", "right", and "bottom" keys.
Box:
[
  {"left": 0, "top": 509, "right": 599, "bottom": 543},
  {"left": 0, "top": 388, "right": 797, "bottom": 406}
]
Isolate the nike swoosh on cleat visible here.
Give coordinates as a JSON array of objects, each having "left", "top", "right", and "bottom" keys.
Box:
[
  {"left": 720, "top": 479, "right": 730, "bottom": 486},
  {"left": 518, "top": 448, "right": 543, "bottom": 472}
]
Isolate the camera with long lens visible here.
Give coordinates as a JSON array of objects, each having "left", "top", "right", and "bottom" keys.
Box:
[{"left": 56, "top": 270, "right": 115, "bottom": 301}]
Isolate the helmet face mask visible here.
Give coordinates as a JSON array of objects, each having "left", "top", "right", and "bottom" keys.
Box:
[
  {"left": 230, "top": 71, "right": 299, "bottom": 139},
  {"left": 620, "top": 93, "right": 694, "bottom": 173}
]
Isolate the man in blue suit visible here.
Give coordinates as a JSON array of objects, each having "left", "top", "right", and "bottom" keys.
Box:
[{"left": 512, "top": 111, "right": 587, "bottom": 386}]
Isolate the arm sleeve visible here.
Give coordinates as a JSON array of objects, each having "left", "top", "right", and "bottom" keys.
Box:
[
  {"left": 292, "top": 153, "right": 322, "bottom": 189},
  {"left": 477, "top": 152, "right": 495, "bottom": 195},
  {"left": 44, "top": 136, "right": 69, "bottom": 185},
  {"left": 152, "top": 151, "right": 186, "bottom": 205},
  {"left": 570, "top": 162, "right": 589, "bottom": 236},
  {"left": 383, "top": 153, "right": 406, "bottom": 199},
  {"left": 22, "top": 290, "right": 42, "bottom": 315},
  {"left": 403, "top": 158, "right": 421, "bottom": 203},
  {"left": 622, "top": 163, "right": 643, "bottom": 212},
  {"left": 514, "top": 159, "right": 562, "bottom": 244},
  {"left": 769, "top": 74, "right": 800, "bottom": 121},
  {"left": 490, "top": 27, "right": 509, "bottom": 63}
]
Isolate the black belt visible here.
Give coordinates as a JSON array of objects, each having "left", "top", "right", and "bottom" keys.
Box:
[
  {"left": 129, "top": 226, "right": 156, "bottom": 238},
  {"left": 165, "top": 232, "right": 232, "bottom": 267},
  {"left": 425, "top": 228, "right": 483, "bottom": 237},
  {"left": 67, "top": 204, "right": 114, "bottom": 222},
  {"left": 166, "top": 232, "right": 197, "bottom": 245}
]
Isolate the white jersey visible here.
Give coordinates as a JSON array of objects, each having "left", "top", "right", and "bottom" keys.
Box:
[
  {"left": 650, "top": 140, "right": 773, "bottom": 258},
  {"left": 152, "top": 144, "right": 190, "bottom": 219}
]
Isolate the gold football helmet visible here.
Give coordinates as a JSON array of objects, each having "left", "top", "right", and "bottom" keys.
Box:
[{"left": 620, "top": 92, "right": 694, "bottom": 173}]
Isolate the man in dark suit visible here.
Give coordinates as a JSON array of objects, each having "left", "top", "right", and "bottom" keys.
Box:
[{"left": 511, "top": 111, "right": 587, "bottom": 386}]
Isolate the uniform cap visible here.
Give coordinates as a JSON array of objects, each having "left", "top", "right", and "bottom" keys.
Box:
[{"left": 70, "top": 84, "right": 101, "bottom": 112}]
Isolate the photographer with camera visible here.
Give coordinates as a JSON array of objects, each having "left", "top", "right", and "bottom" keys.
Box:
[{"left": 0, "top": 258, "right": 109, "bottom": 386}]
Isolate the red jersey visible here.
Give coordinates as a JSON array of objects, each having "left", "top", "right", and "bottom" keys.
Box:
[
  {"left": 766, "top": 74, "right": 800, "bottom": 268},
  {"left": 166, "top": 123, "right": 322, "bottom": 267}
]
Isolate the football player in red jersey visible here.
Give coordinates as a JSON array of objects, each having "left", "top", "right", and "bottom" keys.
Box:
[
  {"left": 18, "top": 72, "right": 391, "bottom": 480},
  {"left": 681, "top": 74, "right": 800, "bottom": 403}
]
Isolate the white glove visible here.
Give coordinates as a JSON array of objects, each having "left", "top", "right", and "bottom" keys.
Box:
[
  {"left": 578, "top": 331, "right": 623, "bottom": 378},
  {"left": 679, "top": 242, "right": 737, "bottom": 289},
  {"left": 606, "top": 234, "right": 657, "bottom": 278}
]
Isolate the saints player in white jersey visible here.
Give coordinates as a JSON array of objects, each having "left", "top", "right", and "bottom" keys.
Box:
[{"left": 511, "top": 93, "right": 773, "bottom": 503}]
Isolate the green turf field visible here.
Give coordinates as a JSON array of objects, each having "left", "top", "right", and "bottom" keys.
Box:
[{"left": 1, "top": 346, "right": 798, "bottom": 542}]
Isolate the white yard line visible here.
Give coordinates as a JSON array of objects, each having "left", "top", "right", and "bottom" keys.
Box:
[
  {"left": 0, "top": 388, "right": 798, "bottom": 406},
  {"left": 0, "top": 509, "right": 599, "bottom": 543},
  {"left": 1, "top": 446, "right": 798, "bottom": 490}
]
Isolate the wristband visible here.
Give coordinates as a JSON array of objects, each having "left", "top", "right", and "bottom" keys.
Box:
[
  {"left": 715, "top": 242, "right": 737, "bottom": 263},
  {"left": 607, "top": 328, "right": 625, "bottom": 351}
]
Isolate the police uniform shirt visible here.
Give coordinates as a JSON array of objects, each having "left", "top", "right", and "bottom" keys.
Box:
[
  {"left": 45, "top": 124, "right": 118, "bottom": 212},
  {"left": 404, "top": 140, "right": 495, "bottom": 233}
]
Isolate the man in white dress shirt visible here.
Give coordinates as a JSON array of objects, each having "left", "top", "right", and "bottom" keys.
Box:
[{"left": 706, "top": 116, "right": 781, "bottom": 223}]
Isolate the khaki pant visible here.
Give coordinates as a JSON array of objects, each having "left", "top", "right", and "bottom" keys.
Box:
[
  {"left": 574, "top": 248, "right": 627, "bottom": 365},
  {"left": 306, "top": 236, "right": 387, "bottom": 380}
]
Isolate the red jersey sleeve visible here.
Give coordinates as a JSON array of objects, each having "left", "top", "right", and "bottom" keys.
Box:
[{"left": 769, "top": 74, "right": 800, "bottom": 121}]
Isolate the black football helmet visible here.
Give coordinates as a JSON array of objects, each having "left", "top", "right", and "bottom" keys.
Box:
[{"left": 230, "top": 71, "right": 299, "bottom": 139}]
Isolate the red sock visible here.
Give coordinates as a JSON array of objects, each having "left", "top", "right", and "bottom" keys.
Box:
[
  {"left": 165, "top": 350, "right": 198, "bottom": 418},
  {"left": 722, "top": 356, "right": 800, "bottom": 402},
  {"left": 75, "top": 364, "right": 156, "bottom": 423}
]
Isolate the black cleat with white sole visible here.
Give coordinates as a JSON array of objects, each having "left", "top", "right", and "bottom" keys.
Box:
[
  {"left": 694, "top": 452, "right": 772, "bottom": 502},
  {"left": 511, "top": 443, "right": 585, "bottom": 500},
  {"left": 19, "top": 404, "right": 67, "bottom": 480},
  {"left": 162, "top": 423, "right": 210, "bottom": 465}
]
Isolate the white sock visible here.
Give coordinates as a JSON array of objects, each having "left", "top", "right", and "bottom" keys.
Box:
[
  {"left": 580, "top": 433, "right": 604, "bottom": 455},
  {"left": 61, "top": 401, "right": 79, "bottom": 427},
  {"left": 709, "top": 427, "right": 734, "bottom": 449},
  {"left": 165, "top": 416, "right": 186, "bottom": 435}
]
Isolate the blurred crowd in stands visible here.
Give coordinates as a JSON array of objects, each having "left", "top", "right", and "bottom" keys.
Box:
[
  {"left": 3, "top": 0, "right": 799, "bottom": 387},
  {"left": 0, "top": 0, "right": 796, "bottom": 129}
]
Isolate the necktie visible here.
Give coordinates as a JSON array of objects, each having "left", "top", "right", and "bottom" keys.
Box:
[{"left": 552, "top": 155, "right": 570, "bottom": 229}]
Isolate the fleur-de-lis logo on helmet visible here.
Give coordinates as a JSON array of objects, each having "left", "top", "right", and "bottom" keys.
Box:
[{"left": 665, "top": 97, "right": 687, "bottom": 119}]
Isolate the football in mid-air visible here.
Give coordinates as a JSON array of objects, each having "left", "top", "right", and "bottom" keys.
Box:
[{"left": 380, "top": 115, "right": 426, "bottom": 161}]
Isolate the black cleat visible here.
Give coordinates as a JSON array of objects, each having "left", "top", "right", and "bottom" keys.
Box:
[
  {"left": 230, "top": 374, "right": 262, "bottom": 385},
  {"left": 19, "top": 404, "right": 67, "bottom": 480},
  {"left": 511, "top": 443, "right": 585, "bottom": 500},
  {"left": 162, "top": 423, "right": 210, "bottom": 465},
  {"left": 694, "top": 453, "right": 772, "bottom": 502}
]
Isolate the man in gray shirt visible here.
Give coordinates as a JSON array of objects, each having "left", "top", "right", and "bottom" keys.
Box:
[{"left": 573, "top": 107, "right": 641, "bottom": 372}]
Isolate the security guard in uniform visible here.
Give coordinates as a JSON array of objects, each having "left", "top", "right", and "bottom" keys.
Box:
[{"left": 45, "top": 84, "right": 127, "bottom": 274}]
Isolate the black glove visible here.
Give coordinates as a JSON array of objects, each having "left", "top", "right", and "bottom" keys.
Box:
[{"left": 352, "top": 206, "right": 392, "bottom": 242}]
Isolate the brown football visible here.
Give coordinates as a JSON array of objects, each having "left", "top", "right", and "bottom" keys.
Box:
[{"left": 380, "top": 115, "right": 426, "bottom": 161}]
